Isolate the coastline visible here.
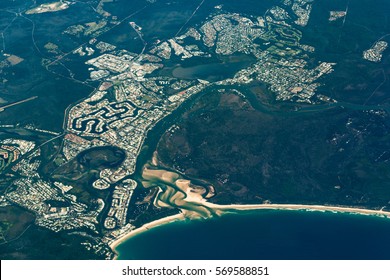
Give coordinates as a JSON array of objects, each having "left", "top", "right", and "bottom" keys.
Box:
[
  {"left": 109, "top": 213, "right": 186, "bottom": 259},
  {"left": 110, "top": 203, "right": 390, "bottom": 259},
  {"left": 211, "top": 203, "right": 390, "bottom": 218}
]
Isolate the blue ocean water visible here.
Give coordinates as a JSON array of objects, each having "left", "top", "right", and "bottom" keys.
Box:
[{"left": 117, "top": 210, "right": 390, "bottom": 260}]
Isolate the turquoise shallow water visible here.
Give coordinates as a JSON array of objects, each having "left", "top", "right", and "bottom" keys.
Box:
[{"left": 117, "top": 210, "right": 390, "bottom": 260}]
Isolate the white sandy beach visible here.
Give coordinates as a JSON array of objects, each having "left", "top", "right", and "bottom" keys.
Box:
[
  {"left": 109, "top": 213, "right": 186, "bottom": 257},
  {"left": 110, "top": 201, "right": 390, "bottom": 259},
  {"left": 112, "top": 163, "right": 390, "bottom": 258},
  {"left": 210, "top": 203, "right": 390, "bottom": 218},
  {"left": 110, "top": 164, "right": 390, "bottom": 258}
]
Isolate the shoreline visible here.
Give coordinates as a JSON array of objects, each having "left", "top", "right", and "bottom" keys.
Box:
[
  {"left": 109, "top": 213, "right": 186, "bottom": 259},
  {"left": 211, "top": 203, "right": 390, "bottom": 218},
  {"left": 110, "top": 203, "right": 390, "bottom": 259}
]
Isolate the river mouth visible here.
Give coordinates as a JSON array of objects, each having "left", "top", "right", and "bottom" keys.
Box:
[{"left": 140, "top": 153, "right": 219, "bottom": 219}]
